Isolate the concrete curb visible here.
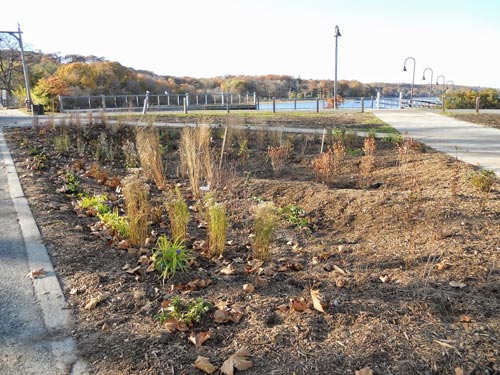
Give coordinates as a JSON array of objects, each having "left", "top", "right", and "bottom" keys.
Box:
[{"left": 0, "top": 127, "right": 88, "bottom": 374}]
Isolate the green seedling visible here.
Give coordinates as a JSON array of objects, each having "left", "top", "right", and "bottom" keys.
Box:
[{"left": 151, "top": 235, "right": 193, "bottom": 281}]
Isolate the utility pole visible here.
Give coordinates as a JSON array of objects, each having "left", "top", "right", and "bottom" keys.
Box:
[
  {"left": 334, "top": 25, "right": 342, "bottom": 110},
  {"left": 0, "top": 24, "right": 32, "bottom": 110}
]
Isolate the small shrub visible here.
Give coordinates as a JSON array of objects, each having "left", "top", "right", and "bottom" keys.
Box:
[
  {"left": 252, "top": 201, "right": 279, "bottom": 261},
  {"left": 99, "top": 209, "right": 130, "bottom": 238},
  {"left": 383, "top": 133, "right": 404, "bottom": 144},
  {"left": 332, "top": 140, "right": 346, "bottom": 173},
  {"left": 280, "top": 204, "right": 308, "bottom": 227},
  {"left": 95, "top": 133, "right": 114, "bottom": 163},
  {"left": 166, "top": 186, "right": 190, "bottom": 242},
  {"left": 62, "top": 170, "right": 81, "bottom": 195},
  {"left": 238, "top": 139, "right": 251, "bottom": 165},
  {"left": 469, "top": 169, "right": 495, "bottom": 209},
  {"left": 267, "top": 145, "right": 288, "bottom": 176},
  {"left": 311, "top": 148, "right": 335, "bottom": 183},
  {"left": 156, "top": 296, "right": 212, "bottom": 327},
  {"left": 29, "top": 153, "right": 47, "bottom": 170},
  {"left": 122, "top": 140, "right": 139, "bottom": 168},
  {"left": 78, "top": 194, "right": 110, "bottom": 216},
  {"left": 151, "top": 235, "right": 192, "bottom": 281},
  {"left": 54, "top": 133, "right": 70, "bottom": 154}
]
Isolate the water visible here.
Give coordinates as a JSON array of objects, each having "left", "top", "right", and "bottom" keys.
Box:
[{"left": 258, "top": 97, "right": 440, "bottom": 111}]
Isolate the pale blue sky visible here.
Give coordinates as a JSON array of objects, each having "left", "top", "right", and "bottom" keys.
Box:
[{"left": 1, "top": 0, "right": 499, "bottom": 88}]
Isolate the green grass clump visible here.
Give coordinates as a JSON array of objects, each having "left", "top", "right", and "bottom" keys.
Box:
[
  {"left": 151, "top": 235, "right": 192, "bottom": 281},
  {"left": 54, "top": 133, "right": 71, "bottom": 154}
]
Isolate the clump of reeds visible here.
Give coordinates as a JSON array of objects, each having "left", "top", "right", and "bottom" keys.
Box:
[
  {"left": 397, "top": 136, "right": 417, "bottom": 176},
  {"left": 204, "top": 193, "right": 228, "bottom": 256},
  {"left": 95, "top": 132, "right": 115, "bottom": 163},
  {"left": 165, "top": 186, "right": 190, "bottom": 242},
  {"left": 311, "top": 147, "right": 335, "bottom": 183},
  {"left": 136, "top": 125, "right": 166, "bottom": 190},
  {"left": 180, "top": 125, "right": 213, "bottom": 198},
  {"left": 251, "top": 201, "right": 278, "bottom": 261},
  {"left": 122, "top": 173, "right": 151, "bottom": 247}
]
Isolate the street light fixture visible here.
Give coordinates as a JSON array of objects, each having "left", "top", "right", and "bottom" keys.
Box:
[
  {"left": 334, "top": 25, "right": 341, "bottom": 110},
  {"left": 422, "top": 67, "right": 434, "bottom": 102},
  {"left": 0, "top": 24, "right": 32, "bottom": 110},
  {"left": 403, "top": 57, "right": 416, "bottom": 106},
  {"left": 446, "top": 80, "right": 455, "bottom": 91},
  {"left": 436, "top": 75, "right": 446, "bottom": 95}
]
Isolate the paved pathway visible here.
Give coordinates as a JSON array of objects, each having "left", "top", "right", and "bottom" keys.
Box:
[
  {"left": 373, "top": 110, "right": 500, "bottom": 176},
  {"left": 0, "top": 109, "right": 86, "bottom": 374}
]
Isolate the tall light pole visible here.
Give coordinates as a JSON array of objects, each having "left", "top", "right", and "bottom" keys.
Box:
[
  {"left": 334, "top": 25, "right": 341, "bottom": 110},
  {"left": 0, "top": 24, "right": 32, "bottom": 109},
  {"left": 436, "top": 75, "right": 446, "bottom": 96},
  {"left": 446, "top": 80, "right": 455, "bottom": 91},
  {"left": 422, "top": 67, "right": 433, "bottom": 102},
  {"left": 403, "top": 57, "right": 416, "bottom": 106}
]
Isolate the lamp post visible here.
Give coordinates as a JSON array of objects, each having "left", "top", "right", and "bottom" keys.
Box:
[
  {"left": 333, "top": 25, "right": 341, "bottom": 110},
  {"left": 403, "top": 57, "right": 416, "bottom": 106},
  {"left": 0, "top": 24, "right": 32, "bottom": 110},
  {"left": 436, "top": 75, "right": 446, "bottom": 95},
  {"left": 446, "top": 80, "right": 455, "bottom": 91},
  {"left": 422, "top": 67, "right": 434, "bottom": 102}
]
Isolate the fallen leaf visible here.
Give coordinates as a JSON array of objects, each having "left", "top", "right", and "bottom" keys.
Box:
[
  {"left": 194, "top": 356, "right": 218, "bottom": 374},
  {"left": 214, "top": 303, "right": 244, "bottom": 324},
  {"left": 242, "top": 283, "right": 254, "bottom": 293},
  {"left": 333, "top": 265, "right": 347, "bottom": 275},
  {"left": 355, "top": 367, "right": 373, "bottom": 375},
  {"left": 84, "top": 295, "right": 103, "bottom": 310},
  {"left": 254, "top": 276, "right": 268, "bottom": 288},
  {"left": 164, "top": 318, "right": 189, "bottom": 333},
  {"left": 434, "top": 339, "right": 456, "bottom": 349},
  {"left": 460, "top": 315, "right": 472, "bottom": 323},
  {"left": 26, "top": 268, "right": 46, "bottom": 279},
  {"left": 449, "top": 281, "right": 466, "bottom": 289},
  {"left": 335, "top": 276, "right": 345, "bottom": 288},
  {"left": 437, "top": 261, "right": 452, "bottom": 270},
  {"left": 310, "top": 289, "right": 326, "bottom": 313},
  {"left": 189, "top": 331, "right": 211, "bottom": 348},
  {"left": 117, "top": 239, "right": 129, "bottom": 249},
  {"left": 221, "top": 347, "right": 253, "bottom": 375},
  {"left": 379, "top": 275, "right": 390, "bottom": 283},
  {"left": 454, "top": 367, "right": 466, "bottom": 375},
  {"left": 220, "top": 264, "right": 236, "bottom": 275},
  {"left": 276, "top": 304, "right": 289, "bottom": 312},
  {"left": 291, "top": 298, "right": 308, "bottom": 312}
]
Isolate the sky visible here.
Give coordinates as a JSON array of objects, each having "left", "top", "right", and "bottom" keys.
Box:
[{"left": 1, "top": 0, "right": 499, "bottom": 88}]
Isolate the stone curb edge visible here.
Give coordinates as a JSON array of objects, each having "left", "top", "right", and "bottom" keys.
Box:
[{"left": 0, "top": 127, "right": 88, "bottom": 374}]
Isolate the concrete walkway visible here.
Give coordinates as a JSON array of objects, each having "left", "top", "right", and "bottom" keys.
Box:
[
  {"left": 0, "top": 109, "right": 86, "bottom": 374},
  {"left": 373, "top": 110, "right": 500, "bottom": 176}
]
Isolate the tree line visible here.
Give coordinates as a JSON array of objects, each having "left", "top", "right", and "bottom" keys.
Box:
[{"left": 1, "top": 41, "right": 498, "bottom": 109}]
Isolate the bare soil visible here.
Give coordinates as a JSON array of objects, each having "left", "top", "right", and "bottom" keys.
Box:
[
  {"left": 447, "top": 113, "right": 500, "bottom": 130},
  {"left": 4, "top": 114, "right": 500, "bottom": 375}
]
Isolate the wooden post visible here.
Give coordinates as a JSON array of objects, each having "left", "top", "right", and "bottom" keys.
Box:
[
  {"left": 320, "top": 128, "right": 326, "bottom": 153},
  {"left": 58, "top": 96, "right": 64, "bottom": 111},
  {"left": 475, "top": 96, "right": 480, "bottom": 113},
  {"left": 361, "top": 97, "right": 365, "bottom": 113},
  {"left": 205, "top": 94, "right": 208, "bottom": 105},
  {"left": 316, "top": 98, "right": 320, "bottom": 113},
  {"left": 441, "top": 95, "right": 446, "bottom": 113},
  {"left": 253, "top": 92, "right": 256, "bottom": 105},
  {"left": 167, "top": 95, "right": 170, "bottom": 106},
  {"left": 101, "top": 94, "right": 106, "bottom": 110},
  {"left": 370, "top": 95, "right": 374, "bottom": 109},
  {"left": 294, "top": 98, "right": 297, "bottom": 110},
  {"left": 183, "top": 98, "right": 188, "bottom": 114},
  {"left": 219, "top": 125, "right": 229, "bottom": 170},
  {"left": 227, "top": 103, "right": 230, "bottom": 113},
  {"left": 272, "top": 97, "right": 276, "bottom": 113},
  {"left": 221, "top": 93, "right": 225, "bottom": 106}
]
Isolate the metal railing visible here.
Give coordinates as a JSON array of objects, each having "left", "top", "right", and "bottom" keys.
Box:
[{"left": 58, "top": 92, "right": 258, "bottom": 112}]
